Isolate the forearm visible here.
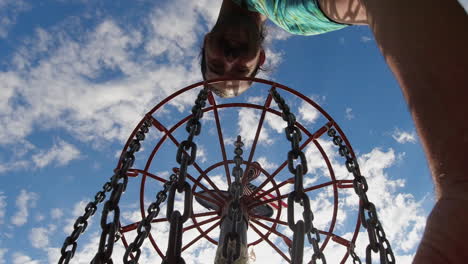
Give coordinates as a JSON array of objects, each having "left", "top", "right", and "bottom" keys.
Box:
[
  {"left": 358, "top": 0, "right": 468, "bottom": 198},
  {"left": 357, "top": 0, "right": 468, "bottom": 262},
  {"left": 414, "top": 198, "right": 468, "bottom": 263}
]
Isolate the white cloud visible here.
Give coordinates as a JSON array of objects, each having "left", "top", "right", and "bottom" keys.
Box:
[
  {"left": 0, "top": 0, "right": 30, "bottom": 38},
  {"left": 35, "top": 213, "right": 45, "bottom": 222},
  {"left": 265, "top": 112, "right": 285, "bottom": 133},
  {"left": 31, "top": 139, "right": 81, "bottom": 168},
  {"left": 345, "top": 107, "right": 355, "bottom": 120},
  {"left": 29, "top": 227, "right": 50, "bottom": 249},
  {"left": 237, "top": 108, "right": 273, "bottom": 145},
  {"left": 0, "top": 0, "right": 222, "bottom": 149},
  {"left": 256, "top": 156, "right": 278, "bottom": 171},
  {"left": 392, "top": 128, "right": 417, "bottom": 144},
  {"left": 12, "top": 252, "right": 40, "bottom": 264},
  {"left": 353, "top": 148, "right": 427, "bottom": 253},
  {"left": 301, "top": 137, "right": 427, "bottom": 260},
  {"left": 51, "top": 208, "right": 63, "bottom": 219},
  {"left": 0, "top": 248, "right": 7, "bottom": 264},
  {"left": 247, "top": 96, "right": 265, "bottom": 104},
  {"left": 63, "top": 200, "right": 88, "bottom": 234},
  {"left": 11, "top": 189, "right": 39, "bottom": 226},
  {"left": 298, "top": 100, "right": 320, "bottom": 124},
  {"left": 0, "top": 158, "right": 30, "bottom": 174},
  {"left": 0, "top": 0, "right": 291, "bottom": 178},
  {"left": 360, "top": 36, "right": 372, "bottom": 43},
  {"left": 197, "top": 144, "right": 208, "bottom": 163},
  {"left": 0, "top": 192, "right": 6, "bottom": 224}
]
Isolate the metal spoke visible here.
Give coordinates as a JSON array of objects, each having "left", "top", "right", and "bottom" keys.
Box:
[
  {"left": 207, "top": 92, "right": 232, "bottom": 186},
  {"left": 248, "top": 136, "right": 314, "bottom": 199},
  {"left": 250, "top": 222, "right": 292, "bottom": 263},
  {"left": 251, "top": 215, "right": 288, "bottom": 226},
  {"left": 242, "top": 94, "right": 272, "bottom": 181},
  {"left": 246, "top": 177, "right": 293, "bottom": 205},
  {"left": 181, "top": 220, "right": 221, "bottom": 252},
  {"left": 183, "top": 215, "right": 220, "bottom": 232},
  {"left": 150, "top": 116, "right": 226, "bottom": 201},
  {"left": 250, "top": 218, "right": 291, "bottom": 244},
  {"left": 127, "top": 169, "right": 168, "bottom": 183}
]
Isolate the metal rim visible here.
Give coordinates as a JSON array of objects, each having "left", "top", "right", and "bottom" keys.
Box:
[{"left": 116, "top": 77, "right": 362, "bottom": 263}]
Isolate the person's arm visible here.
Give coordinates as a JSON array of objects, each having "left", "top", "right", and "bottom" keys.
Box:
[{"left": 321, "top": 0, "right": 468, "bottom": 262}]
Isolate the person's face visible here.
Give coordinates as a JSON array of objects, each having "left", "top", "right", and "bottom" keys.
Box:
[{"left": 203, "top": 12, "right": 265, "bottom": 98}]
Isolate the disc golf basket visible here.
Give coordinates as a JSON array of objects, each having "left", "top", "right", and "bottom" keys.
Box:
[{"left": 59, "top": 78, "right": 395, "bottom": 264}]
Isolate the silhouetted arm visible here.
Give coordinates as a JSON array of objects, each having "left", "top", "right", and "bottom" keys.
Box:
[{"left": 320, "top": 0, "right": 468, "bottom": 262}]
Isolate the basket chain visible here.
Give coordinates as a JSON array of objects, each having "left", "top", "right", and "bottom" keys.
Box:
[
  {"left": 123, "top": 174, "right": 178, "bottom": 263},
  {"left": 162, "top": 87, "right": 209, "bottom": 264},
  {"left": 59, "top": 177, "right": 113, "bottom": 263},
  {"left": 222, "top": 135, "right": 246, "bottom": 263},
  {"left": 90, "top": 118, "right": 152, "bottom": 264},
  {"left": 269, "top": 87, "right": 326, "bottom": 264},
  {"left": 326, "top": 126, "right": 395, "bottom": 264}
]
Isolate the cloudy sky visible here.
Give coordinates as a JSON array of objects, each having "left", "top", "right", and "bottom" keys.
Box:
[{"left": 2, "top": 0, "right": 464, "bottom": 263}]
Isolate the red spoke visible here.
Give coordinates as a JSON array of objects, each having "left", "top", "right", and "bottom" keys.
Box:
[
  {"left": 208, "top": 92, "right": 232, "bottom": 186},
  {"left": 249, "top": 122, "right": 331, "bottom": 199},
  {"left": 248, "top": 136, "right": 314, "bottom": 198},
  {"left": 251, "top": 215, "right": 288, "bottom": 226},
  {"left": 249, "top": 180, "right": 344, "bottom": 209},
  {"left": 193, "top": 211, "right": 219, "bottom": 218},
  {"left": 247, "top": 177, "right": 293, "bottom": 203},
  {"left": 120, "top": 211, "right": 219, "bottom": 234},
  {"left": 337, "top": 180, "right": 354, "bottom": 188},
  {"left": 127, "top": 169, "right": 167, "bottom": 183},
  {"left": 303, "top": 180, "right": 337, "bottom": 193},
  {"left": 250, "top": 222, "right": 291, "bottom": 263},
  {"left": 248, "top": 193, "right": 288, "bottom": 210},
  {"left": 181, "top": 220, "right": 221, "bottom": 252},
  {"left": 251, "top": 218, "right": 290, "bottom": 242},
  {"left": 193, "top": 192, "right": 224, "bottom": 208},
  {"left": 183, "top": 215, "right": 220, "bottom": 232},
  {"left": 120, "top": 217, "right": 168, "bottom": 233},
  {"left": 332, "top": 234, "right": 352, "bottom": 248},
  {"left": 181, "top": 170, "right": 226, "bottom": 206},
  {"left": 120, "top": 222, "right": 139, "bottom": 233},
  {"left": 243, "top": 94, "right": 272, "bottom": 179},
  {"left": 150, "top": 116, "right": 226, "bottom": 200}
]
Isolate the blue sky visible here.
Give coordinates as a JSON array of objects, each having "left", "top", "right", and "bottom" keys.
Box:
[{"left": 3, "top": 0, "right": 464, "bottom": 263}]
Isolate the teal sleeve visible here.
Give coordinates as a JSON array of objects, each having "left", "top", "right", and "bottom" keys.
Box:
[{"left": 231, "top": 0, "right": 348, "bottom": 36}]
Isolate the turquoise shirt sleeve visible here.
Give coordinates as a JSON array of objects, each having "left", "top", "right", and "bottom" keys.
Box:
[{"left": 232, "top": 0, "right": 348, "bottom": 36}]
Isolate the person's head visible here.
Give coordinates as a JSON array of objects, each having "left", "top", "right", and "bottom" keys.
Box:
[{"left": 201, "top": 10, "right": 266, "bottom": 98}]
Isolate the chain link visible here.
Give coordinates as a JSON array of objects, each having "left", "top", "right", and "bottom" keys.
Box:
[
  {"left": 346, "top": 243, "right": 362, "bottom": 264},
  {"left": 123, "top": 174, "right": 178, "bottom": 263},
  {"left": 222, "top": 135, "right": 245, "bottom": 263},
  {"left": 91, "top": 119, "right": 152, "bottom": 264},
  {"left": 326, "top": 126, "right": 395, "bottom": 264},
  {"left": 162, "top": 87, "right": 208, "bottom": 264},
  {"left": 59, "top": 178, "right": 113, "bottom": 264},
  {"left": 270, "top": 87, "right": 325, "bottom": 264}
]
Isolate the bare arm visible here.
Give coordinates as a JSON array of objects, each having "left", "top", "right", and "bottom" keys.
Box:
[{"left": 320, "top": 0, "right": 468, "bottom": 262}]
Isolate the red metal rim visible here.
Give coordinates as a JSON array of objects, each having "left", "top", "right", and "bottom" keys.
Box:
[{"left": 117, "top": 77, "right": 362, "bottom": 263}]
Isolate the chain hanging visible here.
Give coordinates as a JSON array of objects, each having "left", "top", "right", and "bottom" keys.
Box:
[
  {"left": 326, "top": 126, "right": 395, "bottom": 264},
  {"left": 269, "top": 87, "right": 325, "bottom": 264},
  {"left": 348, "top": 243, "right": 362, "bottom": 264},
  {"left": 59, "top": 178, "right": 114, "bottom": 263},
  {"left": 91, "top": 118, "right": 152, "bottom": 264},
  {"left": 162, "top": 87, "right": 209, "bottom": 264},
  {"left": 222, "top": 135, "right": 245, "bottom": 263},
  {"left": 123, "top": 174, "right": 178, "bottom": 263}
]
